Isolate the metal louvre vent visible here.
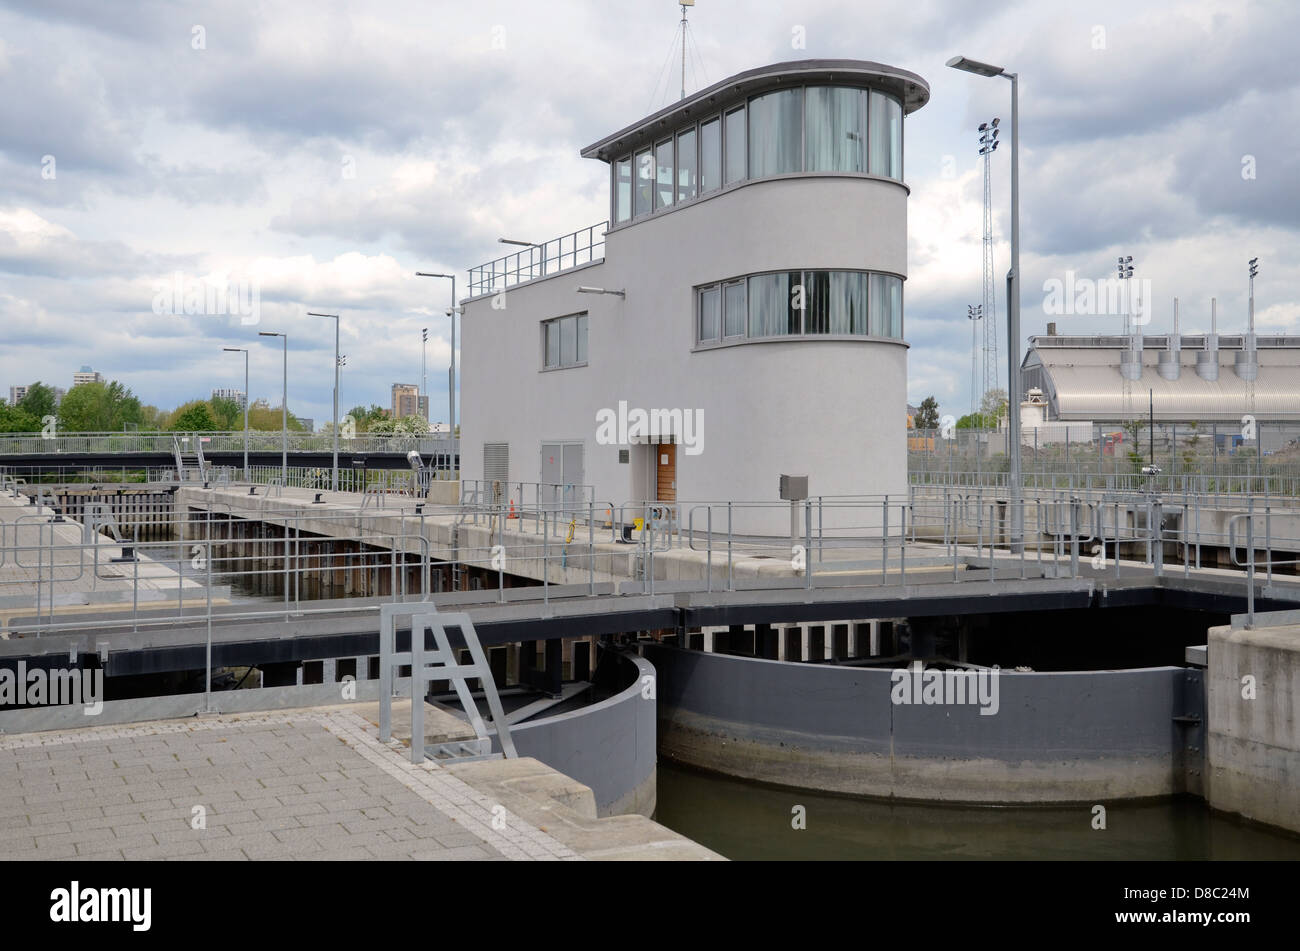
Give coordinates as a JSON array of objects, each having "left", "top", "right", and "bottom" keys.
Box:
[{"left": 483, "top": 443, "right": 509, "bottom": 485}]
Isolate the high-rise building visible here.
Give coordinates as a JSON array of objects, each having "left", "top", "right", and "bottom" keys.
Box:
[
  {"left": 72, "top": 366, "right": 104, "bottom": 387},
  {"left": 391, "top": 383, "right": 426, "bottom": 420},
  {"left": 7, "top": 384, "right": 64, "bottom": 408},
  {"left": 211, "top": 388, "right": 247, "bottom": 409}
]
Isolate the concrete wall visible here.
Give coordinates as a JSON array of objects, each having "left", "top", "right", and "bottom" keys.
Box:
[
  {"left": 1207, "top": 617, "right": 1300, "bottom": 834},
  {"left": 646, "top": 643, "right": 1198, "bottom": 803},
  {"left": 461, "top": 174, "right": 911, "bottom": 536},
  {"left": 493, "top": 649, "right": 656, "bottom": 818}
]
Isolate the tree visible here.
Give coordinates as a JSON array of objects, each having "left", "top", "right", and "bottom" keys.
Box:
[
  {"left": 169, "top": 401, "right": 217, "bottom": 431},
  {"left": 370, "top": 414, "right": 428, "bottom": 436},
  {"left": 18, "top": 382, "right": 58, "bottom": 421},
  {"left": 915, "top": 396, "right": 940, "bottom": 431},
  {"left": 979, "top": 388, "right": 1008, "bottom": 422},
  {"left": 0, "top": 403, "right": 39, "bottom": 433},
  {"left": 343, "top": 404, "right": 389, "bottom": 433},
  {"left": 247, "top": 399, "right": 306, "bottom": 432},
  {"left": 208, "top": 396, "right": 242, "bottom": 431},
  {"left": 57, "top": 381, "right": 144, "bottom": 432}
]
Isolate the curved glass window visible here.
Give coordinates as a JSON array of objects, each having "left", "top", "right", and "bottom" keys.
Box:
[
  {"left": 869, "top": 91, "right": 902, "bottom": 178},
  {"left": 748, "top": 89, "right": 802, "bottom": 178},
  {"left": 677, "top": 128, "right": 697, "bottom": 202},
  {"left": 655, "top": 139, "right": 675, "bottom": 209},
  {"left": 615, "top": 84, "right": 904, "bottom": 224},
  {"left": 806, "top": 87, "right": 865, "bottom": 173},
  {"left": 633, "top": 149, "right": 652, "bottom": 217},
  {"left": 724, "top": 107, "right": 745, "bottom": 184},
  {"left": 614, "top": 157, "right": 631, "bottom": 223},
  {"left": 699, "top": 269, "right": 902, "bottom": 345},
  {"left": 700, "top": 117, "right": 721, "bottom": 193}
]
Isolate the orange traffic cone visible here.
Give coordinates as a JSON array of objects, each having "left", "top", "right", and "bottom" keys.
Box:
[{"left": 508, "top": 498, "right": 518, "bottom": 520}]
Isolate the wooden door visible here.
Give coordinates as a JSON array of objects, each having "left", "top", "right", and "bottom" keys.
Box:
[{"left": 655, "top": 442, "right": 676, "bottom": 502}]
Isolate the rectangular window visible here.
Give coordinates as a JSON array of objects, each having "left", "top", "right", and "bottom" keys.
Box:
[
  {"left": 748, "top": 88, "right": 803, "bottom": 178},
  {"left": 634, "top": 148, "right": 653, "bottom": 217},
  {"left": 560, "top": 314, "right": 577, "bottom": 365},
  {"left": 805, "top": 87, "right": 865, "bottom": 173},
  {"left": 543, "top": 314, "right": 589, "bottom": 369},
  {"left": 655, "top": 139, "right": 675, "bottom": 209},
  {"left": 545, "top": 320, "right": 560, "bottom": 367},
  {"left": 723, "top": 281, "right": 746, "bottom": 337},
  {"left": 698, "top": 285, "right": 721, "bottom": 342},
  {"left": 869, "top": 91, "right": 903, "bottom": 179},
  {"left": 748, "top": 272, "right": 799, "bottom": 337},
  {"left": 724, "top": 107, "right": 745, "bottom": 184},
  {"left": 700, "top": 117, "right": 721, "bottom": 192},
  {"left": 615, "top": 157, "right": 631, "bottom": 223},
  {"left": 677, "top": 127, "right": 697, "bottom": 202}
]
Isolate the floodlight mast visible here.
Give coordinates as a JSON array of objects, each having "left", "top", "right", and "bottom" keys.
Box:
[{"left": 948, "top": 53, "right": 1023, "bottom": 552}]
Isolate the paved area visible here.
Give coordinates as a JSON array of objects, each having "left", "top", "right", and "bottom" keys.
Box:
[{"left": 0, "top": 706, "right": 579, "bottom": 861}]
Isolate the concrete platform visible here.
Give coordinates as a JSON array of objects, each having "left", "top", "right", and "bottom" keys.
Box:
[{"left": 0, "top": 703, "right": 720, "bottom": 861}]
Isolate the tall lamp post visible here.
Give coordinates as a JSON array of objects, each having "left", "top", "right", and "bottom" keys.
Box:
[
  {"left": 221, "top": 347, "right": 249, "bottom": 480},
  {"left": 420, "top": 328, "right": 428, "bottom": 423},
  {"left": 948, "top": 53, "right": 1023, "bottom": 552},
  {"left": 308, "top": 312, "right": 341, "bottom": 491},
  {"left": 258, "top": 331, "right": 287, "bottom": 485},
  {"left": 415, "top": 272, "right": 458, "bottom": 436}
]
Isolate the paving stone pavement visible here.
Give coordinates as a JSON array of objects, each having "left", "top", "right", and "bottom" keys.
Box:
[{"left": 0, "top": 707, "right": 581, "bottom": 861}]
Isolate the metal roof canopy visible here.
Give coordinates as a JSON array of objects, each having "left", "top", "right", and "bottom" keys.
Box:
[
  {"left": 580, "top": 58, "right": 931, "bottom": 163},
  {"left": 1025, "top": 343, "right": 1300, "bottom": 422}
]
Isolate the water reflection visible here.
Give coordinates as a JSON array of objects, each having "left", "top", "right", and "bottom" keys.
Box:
[{"left": 655, "top": 761, "right": 1300, "bottom": 861}]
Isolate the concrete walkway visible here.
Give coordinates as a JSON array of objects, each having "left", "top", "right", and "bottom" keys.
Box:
[{"left": 0, "top": 703, "right": 720, "bottom": 861}]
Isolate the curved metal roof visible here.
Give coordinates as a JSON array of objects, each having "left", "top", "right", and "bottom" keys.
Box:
[
  {"left": 1026, "top": 346, "right": 1300, "bottom": 422},
  {"left": 580, "top": 59, "right": 930, "bottom": 163}
]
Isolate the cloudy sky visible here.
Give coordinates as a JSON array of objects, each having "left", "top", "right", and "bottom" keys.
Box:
[{"left": 1, "top": 0, "right": 1295, "bottom": 425}]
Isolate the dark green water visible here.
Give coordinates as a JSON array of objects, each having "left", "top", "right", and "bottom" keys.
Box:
[{"left": 654, "top": 762, "right": 1300, "bottom": 860}]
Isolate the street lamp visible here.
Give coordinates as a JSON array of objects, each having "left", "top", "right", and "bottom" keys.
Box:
[
  {"left": 948, "top": 52, "right": 1023, "bottom": 552},
  {"left": 967, "top": 305, "right": 982, "bottom": 417},
  {"left": 221, "top": 347, "right": 249, "bottom": 480},
  {"left": 1117, "top": 255, "right": 1135, "bottom": 337},
  {"left": 308, "top": 312, "right": 341, "bottom": 491},
  {"left": 498, "top": 237, "right": 546, "bottom": 278},
  {"left": 258, "top": 331, "right": 287, "bottom": 486},
  {"left": 415, "top": 272, "right": 458, "bottom": 436},
  {"left": 421, "top": 328, "right": 428, "bottom": 423},
  {"left": 1248, "top": 257, "right": 1259, "bottom": 334}
]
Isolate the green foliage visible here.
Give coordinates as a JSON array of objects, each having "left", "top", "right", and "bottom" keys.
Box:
[
  {"left": 57, "top": 381, "right": 144, "bottom": 432},
  {"left": 369, "top": 414, "right": 429, "bottom": 435},
  {"left": 343, "top": 404, "right": 389, "bottom": 433},
  {"left": 208, "top": 396, "right": 242, "bottom": 430},
  {"left": 915, "top": 396, "right": 940, "bottom": 431},
  {"left": 979, "top": 388, "right": 1008, "bottom": 421},
  {"left": 18, "top": 382, "right": 57, "bottom": 420},
  {"left": 169, "top": 401, "right": 217, "bottom": 431},
  {"left": 0, "top": 402, "right": 40, "bottom": 432},
  {"left": 956, "top": 412, "right": 999, "bottom": 429}
]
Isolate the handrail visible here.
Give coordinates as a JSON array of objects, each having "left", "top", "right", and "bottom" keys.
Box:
[{"left": 467, "top": 221, "right": 607, "bottom": 296}]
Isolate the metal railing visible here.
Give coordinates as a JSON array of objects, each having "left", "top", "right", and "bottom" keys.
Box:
[
  {"left": 0, "top": 431, "right": 459, "bottom": 457},
  {"left": 467, "top": 221, "right": 607, "bottom": 296},
  {"left": 5, "top": 482, "right": 1299, "bottom": 642}
]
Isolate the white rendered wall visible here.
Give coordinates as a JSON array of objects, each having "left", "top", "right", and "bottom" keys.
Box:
[{"left": 461, "top": 174, "right": 910, "bottom": 535}]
